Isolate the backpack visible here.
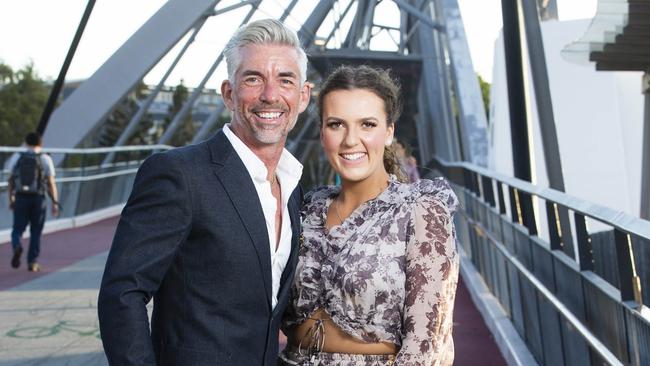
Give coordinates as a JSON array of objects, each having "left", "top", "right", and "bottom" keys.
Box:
[{"left": 11, "top": 152, "right": 45, "bottom": 195}]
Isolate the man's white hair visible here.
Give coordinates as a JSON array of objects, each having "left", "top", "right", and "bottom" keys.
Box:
[{"left": 224, "top": 19, "right": 308, "bottom": 85}]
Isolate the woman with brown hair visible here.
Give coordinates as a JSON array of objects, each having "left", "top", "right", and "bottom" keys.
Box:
[{"left": 280, "top": 65, "right": 459, "bottom": 365}]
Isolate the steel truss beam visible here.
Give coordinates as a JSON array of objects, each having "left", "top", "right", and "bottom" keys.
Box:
[
  {"left": 43, "top": 0, "right": 222, "bottom": 158},
  {"left": 437, "top": 0, "right": 488, "bottom": 167},
  {"left": 520, "top": 0, "right": 575, "bottom": 256},
  {"left": 103, "top": 19, "right": 209, "bottom": 165},
  {"left": 47, "top": 0, "right": 490, "bottom": 184},
  {"left": 413, "top": 5, "right": 460, "bottom": 163},
  {"left": 642, "top": 72, "right": 650, "bottom": 220}
]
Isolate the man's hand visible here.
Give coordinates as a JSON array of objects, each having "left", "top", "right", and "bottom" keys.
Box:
[
  {"left": 9, "top": 195, "right": 15, "bottom": 210},
  {"left": 51, "top": 202, "right": 59, "bottom": 217}
]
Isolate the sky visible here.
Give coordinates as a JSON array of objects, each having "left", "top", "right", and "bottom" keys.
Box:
[{"left": 0, "top": 0, "right": 597, "bottom": 87}]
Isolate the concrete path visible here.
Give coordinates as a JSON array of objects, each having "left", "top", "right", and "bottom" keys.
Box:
[
  {"left": 0, "top": 217, "right": 506, "bottom": 365},
  {"left": 0, "top": 252, "right": 109, "bottom": 366},
  {"left": 0, "top": 217, "right": 120, "bottom": 291}
]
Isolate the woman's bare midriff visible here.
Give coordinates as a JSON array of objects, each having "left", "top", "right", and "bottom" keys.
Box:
[{"left": 287, "top": 308, "right": 398, "bottom": 355}]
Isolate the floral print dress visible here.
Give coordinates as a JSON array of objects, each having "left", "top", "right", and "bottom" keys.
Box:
[{"left": 282, "top": 176, "right": 459, "bottom": 366}]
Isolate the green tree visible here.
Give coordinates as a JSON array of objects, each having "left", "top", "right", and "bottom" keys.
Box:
[
  {"left": 0, "top": 63, "right": 14, "bottom": 85},
  {"left": 91, "top": 81, "right": 152, "bottom": 148},
  {"left": 448, "top": 74, "right": 491, "bottom": 124},
  {"left": 167, "top": 80, "right": 195, "bottom": 146},
  {"left": 0, "top": 62, "right": 51, "bottom": 146},
  {"left": 478, "top": 74, "right": 490, "bottom": 119},
  {"left": 172, "top": 80, "right": 188, "bottom": 112}
]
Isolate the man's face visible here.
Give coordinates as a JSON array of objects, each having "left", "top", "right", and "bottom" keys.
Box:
[{"left": 221, "top": 44, "right": 311, "bottom": 150}]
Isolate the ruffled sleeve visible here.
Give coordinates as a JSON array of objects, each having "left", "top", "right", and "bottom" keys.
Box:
[{"left": 395, "top": 178, "right": 459, "bottom": 365}]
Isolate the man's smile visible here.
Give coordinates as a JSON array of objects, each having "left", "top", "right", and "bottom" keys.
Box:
[{"left": 254, "top": 111, "right": 284, "bottom": 119}]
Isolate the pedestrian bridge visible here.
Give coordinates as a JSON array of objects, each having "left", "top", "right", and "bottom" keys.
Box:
[{"left": 1, "top": 1, "right": 649, "bottom": 365}]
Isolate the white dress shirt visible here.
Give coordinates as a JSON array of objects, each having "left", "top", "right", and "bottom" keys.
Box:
[{"left": 223, "top": 124, "right": 303, "bottom": 309}]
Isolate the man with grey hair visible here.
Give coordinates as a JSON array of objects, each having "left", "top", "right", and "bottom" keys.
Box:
[{"left": 98, "top": 19, "right": 311, "bottom": 366}]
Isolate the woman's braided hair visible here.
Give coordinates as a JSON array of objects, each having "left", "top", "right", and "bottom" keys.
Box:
[{"left": 317, "top": 65, "right": 407, "bottom": 182}]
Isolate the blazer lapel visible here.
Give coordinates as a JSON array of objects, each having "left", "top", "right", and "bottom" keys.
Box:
[{"left": 208, "top": 132, "right": 272, "bottom": 308}]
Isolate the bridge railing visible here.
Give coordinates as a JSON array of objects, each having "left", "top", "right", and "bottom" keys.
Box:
[
  {"left": 430, "top": 157, "right": 650, "bottom": 366},
  {"left": 0, "top": 145, "right": 173, "bottom": 232}
]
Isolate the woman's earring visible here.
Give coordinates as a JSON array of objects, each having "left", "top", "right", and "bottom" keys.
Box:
[{"left": 385, "top": 138, "right": 393, "bottom": 146}]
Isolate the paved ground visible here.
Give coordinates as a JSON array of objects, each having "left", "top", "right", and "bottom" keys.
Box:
[
  {"left": 0, "top": 252, "right": 111, "bottom": 366},
  {"left": 0, "top": 217, "right": 506, "bottom": 365},
  {"left": 0, "top": 217, "right": 120, "bottom": 291}
]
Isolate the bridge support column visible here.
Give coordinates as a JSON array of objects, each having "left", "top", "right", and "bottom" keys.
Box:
[
  {"left": 641, "top": 72, "right": 650, "bottom": 220},
  {"left": 501, "top": 0, "right": 537, "bottom": 234},
  {"left": 519, "top": 0, "right": 574, "bottom": 257},
  {"left": 38, "top": 0, "right": 96, "bottom": 135},
  {"left": 439, "top": 0, "right": 489, "bottom": 166}
]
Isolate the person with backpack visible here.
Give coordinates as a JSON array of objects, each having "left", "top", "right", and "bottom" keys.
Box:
[{"left": 7, "top": 132, "right": 59, "bottom": 272}]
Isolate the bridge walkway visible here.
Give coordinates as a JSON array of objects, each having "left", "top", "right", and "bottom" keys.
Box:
[{"left": 0, "top": 217, "right": 506, "bottom": 365}]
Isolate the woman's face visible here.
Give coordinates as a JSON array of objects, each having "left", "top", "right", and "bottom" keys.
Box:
[{"left": 320, "top": 88, "right": 394, "bottom": 184}]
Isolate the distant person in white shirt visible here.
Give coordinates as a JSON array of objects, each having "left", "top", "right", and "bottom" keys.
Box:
[{"left": 7, "top": 132, "right": 59, "bottom": 272}]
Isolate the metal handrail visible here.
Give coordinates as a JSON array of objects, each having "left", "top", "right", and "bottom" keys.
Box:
[
  {"left": 0, "top": 167, "right": 140, "bottom": 189},
  {"left": 464, "top": 213, "right": 624, "bottom": 366},
  {"left": 429, "top": 157, "right": 650, "bottom": 240},
  {"left": 0, "top": 145, "right": 163, "bottom": 188},
  {"left": 0, "top": 145, "right": 173, "bottom": 154},
  {"left": 430, "top": 155, "right": 650, "bottom": 364}
]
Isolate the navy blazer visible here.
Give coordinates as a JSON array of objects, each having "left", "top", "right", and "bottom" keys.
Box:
[{"left": 98, "top": 131, "right": 301, "bottom": 365}]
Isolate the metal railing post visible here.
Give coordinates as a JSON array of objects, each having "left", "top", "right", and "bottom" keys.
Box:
[
  {"left": 482, "top": 175, "right": 496, "bottom": 207},
  {"left": 497, "top": 181, "right": 507, "bottom": 215},
  {"left": 613, "top": 229, "right": 643, "bottom": 305},
  {"left": 574, "top": 212, "right": 594, "bottom": 271},
  {"left": 546, "top": 201, "right": 562, "bottom": 251},
  {"left": 509, "top": 186, "right": 520, "bottom": 225}
]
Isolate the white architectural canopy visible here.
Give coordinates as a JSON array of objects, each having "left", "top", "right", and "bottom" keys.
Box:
[{"left": 562, "top": 0, "right": 650, "bottom": 72}]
